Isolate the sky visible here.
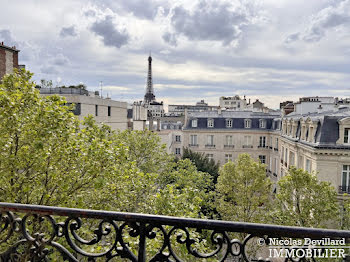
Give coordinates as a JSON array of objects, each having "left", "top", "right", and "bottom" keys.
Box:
[{"left": 1, "top": 0, "right": 350, "bottom": 109}]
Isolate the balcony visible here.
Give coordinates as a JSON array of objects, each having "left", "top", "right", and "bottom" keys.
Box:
[
  {"left": 224, "top": 144, "right": 234, "bottom": 148},
  {"left": 339, "top": 185, "right": 350, "bottom": 194},
  {"left": 242, "top": 145, "right": 253, "bottom": 148},
  {"left": 0, "top": 202, "right": 349, "bottom": 261},
  {"left": 205, "top": 144, "right": 216, "bottom": 148},
  {"left": 188, "top": 144, "right": 199, "bottom": 147}
]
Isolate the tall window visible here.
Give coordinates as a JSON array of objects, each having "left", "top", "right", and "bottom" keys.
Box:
[
  {"left": 225, "top": 135, "right": 233, "bottom": 146},
  {"left": 175, "top": 135, "right": 181, "bottom": 142},
  {"left": 281, "top": 146, "right": 284, "bottom": 160},
  {"left": 306, "top": 159, "right": 311, "bottom": 173},
  {"left": 208, "top": 119, "right": 214, "bottom": 128},
  {"left": 244, "top": 119, "right": 251, "bottom": 128},
  {"left": 244, "top": 136, "right": 252, "bottom": 147},
  {"left": 95, "top": 105, "right": 98, "bottom": 116},
  {"left": 290, "top": 152, "right": 295, "bottom": 166},
  {"left": 192, "top": 119, "right": 197, "bottom": 127},
  {"left": 259, "top": 136, "right": 266, "bottom": 147},
  {"left": 226, "top": 119, "right": 233, "bottom": 128},
  {"left": 342, "top": 165, "right": 350, "bottom": 191},
  {"left": 284, "top": 148, "right": 288, "bottom": 163},
  {"left": 175, "top": 148, "right": 181, "bottom": 155},
  {"left": 190, "top": 135, "right": 197, "bottom": 145},
  {"left": 345, "top": 128, "right": 350, "bottom": 144},
  {"left": 108, "top": 106, "right": 111, "bottom": 116},
  {"left": 207, "top": 135, "right": 214, "bottom": 146},
  {"left": 225, "top": 154, "right": 233, "bottom": 163},
  {"left": 259, "top": 155, "right": 266, "bottom": 164},
  {"left": 276, "top": 138, "right": 279, "bottom": 148},
  {"left": 207, "top": 154, "right": 214, "bottom": 161},
  {"left": 259, "top": 119, "right": 266, "bottom": 128}
]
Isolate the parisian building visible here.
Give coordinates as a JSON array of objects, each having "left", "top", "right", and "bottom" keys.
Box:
[
  {"left": 0, "top": 42, "right": 21, "bottom": 81},
  {"left": 159, "top": 106, "right": 350, "bottom": 194},
  {"left": 39, "top": 87, "right": 128, "bottom": 130}
]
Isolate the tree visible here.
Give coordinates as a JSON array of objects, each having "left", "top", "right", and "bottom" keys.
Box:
[
  {"left": 0, "top": 69, "right": 209, "bottom": 219},
  {"left": 182, "top": 148, "right": 219, "bottom": 184},
  {"left": 215, "top": 153, "right": 272, "bottom": 223},
  {"left": 273, "top": 166, "right": 339, "bottom": 228},
  {"left": 0, "top": 69, "right": 129, "bottom": 207}
]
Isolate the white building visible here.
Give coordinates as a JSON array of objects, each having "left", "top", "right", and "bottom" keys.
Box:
[{"left": 39, "top": 87, "right": 128, "bottom": 130}]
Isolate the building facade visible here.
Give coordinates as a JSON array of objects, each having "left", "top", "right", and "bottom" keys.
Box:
[
  {"left": 40, "top": 87, "right": 128, "bottom": 130},
  {"left": 0, "top": 42, "right": 19, "bottom": 81},
  {"left": 168, "top": 100, "right": 218, "bottom": 116},
  {"left": 160, "top": 107, "right": 350, "bottom": 194}
]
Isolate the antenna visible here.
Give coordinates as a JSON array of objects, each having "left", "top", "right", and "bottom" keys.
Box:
[{"left": 99, "top": 81, "right": 103, "bottom": 98}]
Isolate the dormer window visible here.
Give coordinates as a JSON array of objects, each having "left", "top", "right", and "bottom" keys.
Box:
[
  {"left": 244, "top": 119, "right": 251, "bottom": 128},
  {"left": 226, "top": 119, "right": 232, "bottom": 128},
  {"left": 259, "top": 119, "right": 266, "bottom": 129},
  {"left": 192, "top": 119, "right": 198, "bottom": 128},
  {"left": 208, "top": 119, "right": 214, "bottom": 128}
]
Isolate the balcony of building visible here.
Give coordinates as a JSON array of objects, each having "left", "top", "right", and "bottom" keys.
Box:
[{"left": 1, "top": 203, "right": 349, "bottom": 261}]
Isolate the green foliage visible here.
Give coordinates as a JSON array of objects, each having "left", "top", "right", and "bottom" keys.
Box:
[
  {"left": 0, "top": 69, "right": 209, "bottom": 219},
  {"left": 215, "top": 153, "right": 272, "bottom": 223},
  {"left": 182, "top": 147, "right": 219, "bottom": 184},
  {"left": 273, "top": 166, "right": 339, "bottom": 228}
]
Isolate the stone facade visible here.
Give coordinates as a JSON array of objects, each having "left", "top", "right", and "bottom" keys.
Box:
[
  {"left": 160, "top": 108, "right": 350, "bottom": 194},
  {"left": 40, "top": 89, "right": 128, "bottom": 131}
]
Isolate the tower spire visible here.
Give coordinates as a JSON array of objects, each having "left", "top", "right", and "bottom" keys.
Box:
[{"left": 144, "top": 53, "right": 155, "bottom": 104}]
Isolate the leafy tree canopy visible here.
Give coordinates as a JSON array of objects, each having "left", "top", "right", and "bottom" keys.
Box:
[
  {"left": 273, "top": 166, "right": 339, "bottom": 228},
  {"left": 215, "top": 153, "right": 272, "bottom": 223}
]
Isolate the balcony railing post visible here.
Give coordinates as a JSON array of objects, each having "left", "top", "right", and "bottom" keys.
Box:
[{"left": 138, "top": 222, "right": 146, "bottom": 262}]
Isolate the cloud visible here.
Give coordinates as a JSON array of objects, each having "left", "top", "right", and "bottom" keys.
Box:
[
  {"left": 284, "top": 33, "right": 300, "bottom": 44},
  {"left": 52, "top": 54, "right": 69, "bottom": 66},
  {"left": 287, "top": 0, "right": 350, "bottom": 43},
  {"left": 59, "top": 25, "right": 77, "bottom": 37},
  {"left": 90, "top": 15, "right": 129, "bottom": 48},
  {"left": 41, "top": 66, "right": 59, "bottom": 75},
  {"left": 0, "top": 29, "right": 17, "bottom": 46},
  {"left": 166, "top": 1, "right": 252, "bottom": 46},
  {"left": 84, "top": 9, "right": 96, "bottom": 17},
  {"left": 162, "top": 32, "right": 177, "bottom": 46}
]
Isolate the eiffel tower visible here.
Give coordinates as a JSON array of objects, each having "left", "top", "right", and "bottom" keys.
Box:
[{"left": 144, "top": 54, "right": 156, "bottom": 104}]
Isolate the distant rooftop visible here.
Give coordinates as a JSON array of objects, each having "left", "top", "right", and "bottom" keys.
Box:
[{"left": 0, "top": 42, "right": 19, "bottom": 52}]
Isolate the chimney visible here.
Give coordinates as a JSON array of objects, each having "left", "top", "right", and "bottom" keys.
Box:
[{"left": 218, "top": 107, "right": 222, "bottom": 115}]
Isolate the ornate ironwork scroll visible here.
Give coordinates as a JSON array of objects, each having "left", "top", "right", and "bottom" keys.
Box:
[{"left": 0, "top": 202, "right": 349, "bottom": 261}]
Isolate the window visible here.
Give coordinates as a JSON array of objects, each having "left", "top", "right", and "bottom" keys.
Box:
[
  {"left": 244, "top": 119, "right": 251, "bottom": 128},
  {"left": 270, "top": 136, "right": 273, "bottom": 148},
  {"left": 274, "top": 158, "right": 278, "bottom": 174},
  {"left": 175, "top": 148, "right": 181, "bottom": 155},
  {"left": 259, "top": 155, "right": 266, "bottom": 164},
  {"left": 207, "top": 154, "right": 214, "bottom": 161},
  {"left": 190, "top": 135, "right": 197, "bottom": 145},
  {"left": 225, "top": 135, "right": 233, "bottom": 146},
  {"left": 259, "top": 136, "right": 266, "bottom": 147},
  {"left": 306, "top": 159, "right": 311, "bottom": 173},
  {"left": 345, "top": 128, "right": 350, "bottom": 143},
  {"left": 281, "top": 146, "right": 284, "bottom": 161},
  {"left": 226, "top": 119, "right": 233, "bottom": 128},
  {"left": 298, "top": 155, "right": 304, "bottom": 169},
  {"left": 175, "top": 135, "right": 181, "bottom": 142},
  {"left": 108, "top": 106, "right": 111, "bottom": 116},
  {"left": 342, "top": 165, "right": 350, "bottom": 191},
  {"left": 276, "top": 138, "right": 279, "bottom": 148},
  {"left": 259, "top": 119, "right": 266, "bottom": 128},
  {"left": 225, "top": 154, "right": 233, "bottom": 163},
  {"left": 95, "top": 105, "right": 98, "bottom": 116},
  {"left": 192, "top": 119, "right": 197, "bottom": 127},
  {"left": 207, "top": 135, "right": 214, "bottom": 146},
  {"left": 290, "top": 152, "right": 295, "bottom": 166},
  {"left": 284, "top": 148, "right": 288, "bottom": 164},
  {"left": 244, "top": 136, "right": 252, "bottom": 147},
  {"left": 208, "top": 119, "right": 214, "bottom": 128},
  {"left": 269, "top": 156, "right": 272, "bottom": 170}
]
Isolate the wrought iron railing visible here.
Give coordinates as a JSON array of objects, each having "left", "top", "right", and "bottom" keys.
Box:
[
  {"left": 0, "top": 202, "right": 349, "bottom": 261},
  {"left": 339, "top": 185, "right": 350, "bottom": 194}
]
